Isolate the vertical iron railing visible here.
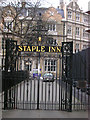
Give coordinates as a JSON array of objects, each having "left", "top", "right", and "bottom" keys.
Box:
[
  {"left": 2, "top": 41, "right": 89, "bottom": 111},
  {"left": 37, "top": 52, "right": 40, "bottom": 109},
  {"left": 3, "top": 38, "right": 17, "bottom": 109},
  {"left": 62, "top": 42, "right": 73, "bottom": 111}
]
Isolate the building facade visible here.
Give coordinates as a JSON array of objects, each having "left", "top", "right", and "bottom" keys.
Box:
[
  {"left": 0, "top": 0, "right": 89, "bottom": 77},
  {"left": 0, "top": 2, "right": 64, "bottom": 77},
  {"left": 58, "top": 0, "right": 90, "bottom": 52}
]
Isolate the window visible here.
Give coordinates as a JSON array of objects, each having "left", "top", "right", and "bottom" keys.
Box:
[
  {"left": 83, "top": 29, "right": 85, "bottom": 37},
  {"left": 48, "top": 24, "right": 56, "bottom": 31},
  {"left": 75, "top": 44, "right": 79, "bottom": 52},
  {"left": 3, "top": 22, "right": 6, "bottom": 30},
  {"left": 83, "top": 45, "right": 88, "bottom": 49},
  {"left": 7, "top": 10, "right": 11, "bottom": 15},
  {"left": 24, "top": 60, "right": 32, "bottom": 71},
  {"left": 76, "top": 27, "right": 80, "bottom": 36},
  {"left": 8, "top": 22, "right": 13, "bottom": 30},
  {"left": 76, "top": 13, "right": 80, "bottom": 21},
  {"left": 83, "top": 15, "right": 88, "bottom": 23},
  {"left": 68, "top": 11, "right": 72, "bottom": 19},
  {"left": 49, "top": 11, "right": 54, "bottom": 16},
  {"left": 44, "top": 59, "right": 56, "bottom": 72},
  {"left": 83, "top": 29, "right": 88, "bottom": 38},
  {"left": 67, "top": 25, "right": 72, "bottom": 34},
  {"left": 47, "top": 39, "right": 57, "bottom": 46},
  {"left": 3, "top": 21, "right": 13, "bottom": 31}
]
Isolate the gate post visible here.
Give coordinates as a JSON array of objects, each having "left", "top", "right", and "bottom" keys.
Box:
[
  {"left": 4, "top": 40, "right": 9, "bottom": 109},
  {"left": 62, "top": 41, "right": 73, "bottom": 112},
  {"left": 37, "top": 52, "right": 40, "bottom": 109},
  {"left": 4, "top": 39, "right": 17, "bottom": 109}
]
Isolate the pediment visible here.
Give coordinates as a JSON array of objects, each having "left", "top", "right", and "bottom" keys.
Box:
[
  {"left": 2, "top": 5, "right": 16, "bottom": 18},
  {"left": 67, "top": 1, "right": 81, "bottom": 11},
  {"left": 42, "top": 7, "right": 62, "bottom": 23}
]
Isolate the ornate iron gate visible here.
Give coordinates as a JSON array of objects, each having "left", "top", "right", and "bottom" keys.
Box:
[
  {"left": 2, "top": 38, "right": 17, "bottom": 109},
  {"left": 1, "top": 39, "right": 89, "bottom": 111}
]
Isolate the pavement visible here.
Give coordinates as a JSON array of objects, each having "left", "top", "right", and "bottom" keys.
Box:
[{"left": 2, "top": 110, "right": 88, "bottom": 118}]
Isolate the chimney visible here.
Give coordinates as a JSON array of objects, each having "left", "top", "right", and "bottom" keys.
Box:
[
  {"left": 21, "top": 0, "right": 26, "bottom": 7},
  {"left": 59, "top": 0, "right": 64, "bottom": 9},
  {"left": 88, "top": 1, "right": 90, "bottom": 11}
]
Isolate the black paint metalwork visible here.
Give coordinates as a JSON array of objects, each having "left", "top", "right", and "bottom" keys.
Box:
[
  {"left": 3, "top": 38, "right": 17, "bottom": 109},
  {"left": 62, "top": 42, "right": 73, "bottom": 111},
  {"left": 1, "top": 39, "right": 89, "bottom": 111},
  {"left": 5, "top": 39, "right": 17, "bottom": 72}
]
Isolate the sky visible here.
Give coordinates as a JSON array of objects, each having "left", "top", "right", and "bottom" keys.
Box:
[{"left": 0, "top": 0, "right": 90, "bottom": 12}]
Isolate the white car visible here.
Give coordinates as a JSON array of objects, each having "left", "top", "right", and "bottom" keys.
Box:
[{"left": 43, "top": 73, "right": 55, "bottom": 82}]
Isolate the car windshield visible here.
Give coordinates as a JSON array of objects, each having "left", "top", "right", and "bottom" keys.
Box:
[{"left": 44, "top": 73, "right": 53, "bottom": 77}]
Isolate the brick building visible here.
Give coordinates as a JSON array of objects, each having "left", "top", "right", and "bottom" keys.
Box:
[
  {"left": 0, "top": 0, "right": 90, "bottom": 76},
  {"left": 0, "top": 2, "right": 64, "bottom": 77}
]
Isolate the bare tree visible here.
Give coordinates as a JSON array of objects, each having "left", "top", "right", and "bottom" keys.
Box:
[{"left": 0, "top": 1, "right": 51, "bottom": 46}]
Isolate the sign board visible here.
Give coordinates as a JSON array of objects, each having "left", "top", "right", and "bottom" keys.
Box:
[
  {"left": 17, "top": 45, "right": 62, "bottom": 53},
  {"left": 33, "top": 69, "right": 41, "bottom": 78},
  {"left": 33, "top": 69, "right": 38, "bottom": 78}
]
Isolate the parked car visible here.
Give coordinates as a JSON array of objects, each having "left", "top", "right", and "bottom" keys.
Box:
[
  {"left": 73, "top": 81, "right": 78, "bottom": 87},
  {"left": 81, "top": 88, "right": 87, "bottom": 92},
  {"left": 86, "top": 86, "right": 90, "bottom": 95},
  {"left": 43, "top": 73, "right": 55, "bottom": 82}
]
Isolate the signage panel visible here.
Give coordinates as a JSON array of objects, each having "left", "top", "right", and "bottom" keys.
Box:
[{"left": 17, "top": 45, "right": 62, "bottom": 53}]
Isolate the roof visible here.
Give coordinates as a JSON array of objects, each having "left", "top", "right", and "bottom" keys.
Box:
[
  {"left": 56, "top": 8, "right": 64, "bottom": 18},
  {"left": 86, "top": 29, "right": 90, "bottom": 33},
  {"left": 17, "top": 7, "right": 48, "bottom": 17},
  {"left": 86, "top": 10, "right": 90, "bottom": 14},
  {"left": 67, "top": 1, "right": 81, "bottom": 11}
]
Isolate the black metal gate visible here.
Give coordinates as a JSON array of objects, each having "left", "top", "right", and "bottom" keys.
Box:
[{"left": 1, "top": 39, "right": 89, "bottom": 111}]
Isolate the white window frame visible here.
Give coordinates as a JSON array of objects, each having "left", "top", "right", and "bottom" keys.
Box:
[
  {"left": 48, "top": 39, "right": 57, "bottom": 46},
  {"left": 76, "top": 27, "right": 80, "bottom": 36},
  {"left": 24, "top": 60, "right": 32, "bottom": 71},
  {"left": 49, "top": 11, "right": 54, "bottom": 16},
  {"left": 48, "top": 24, "right": 56, "bottom": 31},
  {"left": 83, "top": 45, "right": 87, "bottom": 49},
  {"left": 68, "top": 11, "right": 72, "bottom": 19},
  {"left": 67, "top": 25, "right": 72, "bottom": 35},
  {"left": 83, "top": 29, "right": 88, "bottom": 38},
  {"left": 83, "top": 15, "right": 88, "bottom": 23},
  {"left": 75, "top": 43, "right": 79, "bottom": 52},
  {"left": 76, "top": 13, "right": 80, "bottom": 21},
  {"left": 44, "top": 59, "right": 56, "bottom": 72},
  {"left": 3, "top": 21, "right": 13, "bottom": 31}
]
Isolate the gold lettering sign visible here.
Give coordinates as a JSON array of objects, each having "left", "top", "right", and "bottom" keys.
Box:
[
  {"left": 17, "top": 45, "right": 62, "bottom": 53},
  {"left": 18, "top": 46, "right": 23, "bottom": 51},
  {"left": 23, "top": 46, "right": 27, "bottom": 51},
  {"left": 26, "top": 46, "right": 31, "bottom": 51},
  {"left": 32, "top": 46, "right": 36, "bottom": 51},
  {"left": 41, "top": 46, "right": 45, "bottom": 52},
  {"left": 57, "top": 46, "right": 61, "bottom": 52},
  {"left": 36, "top": 46, "right": 40, "bottom": 52}
]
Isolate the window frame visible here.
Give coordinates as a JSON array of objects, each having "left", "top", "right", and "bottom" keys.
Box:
[
  {"left": 48, "top": 24, "right": 56, "bottom": 31},
  {"left": 75, "top": 43, "right": 79, "bottom": 52},
  {"left": 44, "top": 59, "right": 56, "bottom": 72},
  {"left": 68, "top": 11, "right": 72, "bottom": 19},
  {"left": 67, "top": 25, "right": 72, "bottom": 35},
  {"left": 76, "top": 27, "right": 80, "bottom": 36},
  {"left": 76, "top": 13, "right": 80, "bottom": 21}
]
